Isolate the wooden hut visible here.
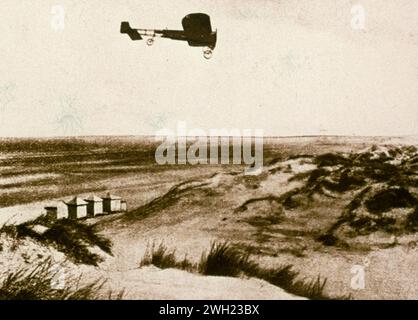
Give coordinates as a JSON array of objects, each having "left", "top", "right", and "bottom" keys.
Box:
[
  {"left": 66, "top": 197, "right": 88, "bottom": 219},
  {"left": 84, "top": 195, "right": 103, "bottom": 217},
  {"left": 102, "top": 193, "right": 122, "bottom": 213},
  {"left": 44, "top": 201, "right": 68, "bottom": 220},
  {"left": 121, "top": 200, "right": 127, "bottom": 212}
]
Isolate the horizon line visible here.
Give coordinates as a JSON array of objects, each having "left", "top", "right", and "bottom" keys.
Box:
[{"left": 1, "top": 134, "right": 417, "bottom": 140}]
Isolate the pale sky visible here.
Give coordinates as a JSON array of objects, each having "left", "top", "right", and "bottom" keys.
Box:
[{"left": 0, "top": 0, "right": 417, "bottom": 137}]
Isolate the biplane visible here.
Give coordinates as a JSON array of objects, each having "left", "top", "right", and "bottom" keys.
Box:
[{"left": 120, "top": 13, "right": 217, "bottom": 59}]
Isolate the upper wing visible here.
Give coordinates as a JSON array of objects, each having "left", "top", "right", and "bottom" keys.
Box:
[{"left": 181, "top": 13, "right": 212, "bottom": 37}]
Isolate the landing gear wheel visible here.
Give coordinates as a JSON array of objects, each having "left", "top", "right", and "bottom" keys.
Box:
[
  {"left": 203, "top": 47, "right": 213, "bottom": 59},
  {"left": 146, "top": 38, "right": 154, "bottom": 46}
]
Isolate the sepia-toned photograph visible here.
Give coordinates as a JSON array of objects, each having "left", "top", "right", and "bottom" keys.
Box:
[{"left": 0, "top": 0, "right": 417, "bottom": 306}]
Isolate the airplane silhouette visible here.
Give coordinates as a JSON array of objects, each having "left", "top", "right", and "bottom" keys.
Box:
[{"left": 120, "top": 13, "right": 217, "bottom": 59}]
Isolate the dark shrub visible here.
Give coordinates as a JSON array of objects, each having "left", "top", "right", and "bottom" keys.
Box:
[
  {"left": 317, "top": 234, "right": 339, "bottom": 246},
  {"left": 307, "top": 169, "right": 330, "bottom": 186},
  {"left": 314, "top": 153, "right": 350, "bottom": 167},
  {"left": 365, "top": 188, "right": 416, "bottom": 214}
]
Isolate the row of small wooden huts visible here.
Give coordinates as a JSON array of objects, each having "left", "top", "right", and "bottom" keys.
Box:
[{"left": 44, "top": 193, "right": 127, "bottom": 220}]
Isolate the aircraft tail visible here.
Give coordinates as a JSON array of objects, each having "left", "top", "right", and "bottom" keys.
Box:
[{"left": 120, "top": 22, "right": 143, "bottom": 40}]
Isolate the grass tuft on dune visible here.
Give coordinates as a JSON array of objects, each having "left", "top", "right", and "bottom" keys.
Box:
[
  {"left": 140, "top": 241, "right": 348, "bottom": 300},
  {"left": 0, "top": 258, "right": 109, "bottom": 300}
]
